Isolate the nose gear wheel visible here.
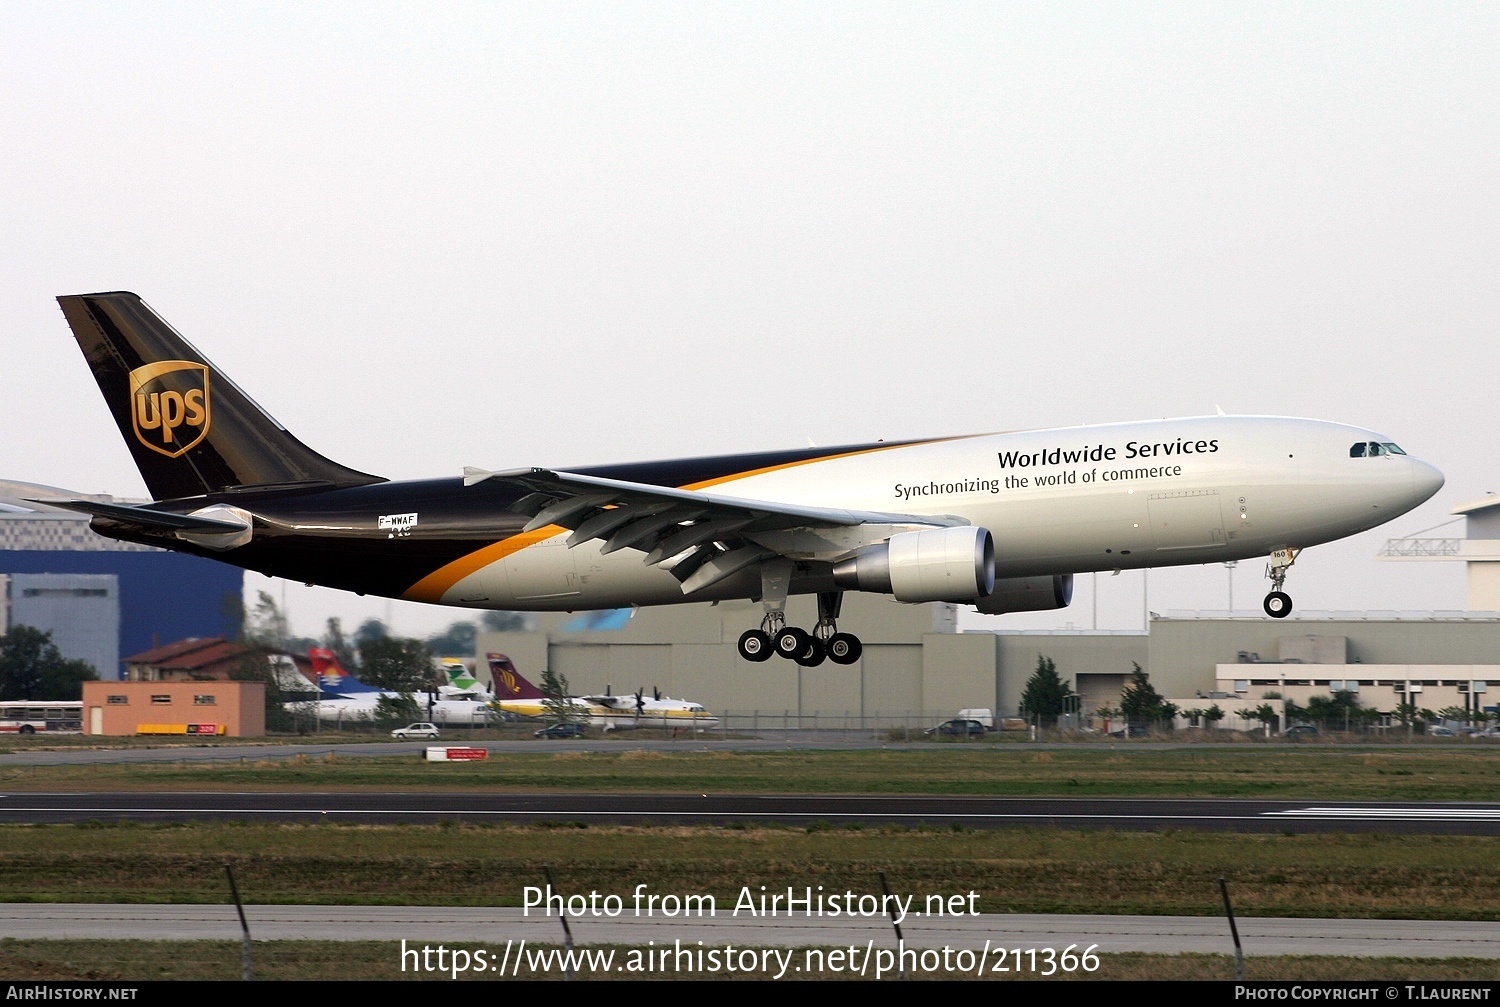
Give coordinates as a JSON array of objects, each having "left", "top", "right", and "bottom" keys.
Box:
[{"left": 1262, "top": 548, "right": 1300, "bottom": 619}]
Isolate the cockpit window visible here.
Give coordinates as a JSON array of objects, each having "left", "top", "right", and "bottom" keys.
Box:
[
  {"left": 1368, "top": 442, "right": 1385, "bottom": 456},
  {"left": 1349, "top": 443, "right": 1366, "bottom": 457},
  {"left": 1382, "top": 442, "right": 1406, "bottom": 455}
]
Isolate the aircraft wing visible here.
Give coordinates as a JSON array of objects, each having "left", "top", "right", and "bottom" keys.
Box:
[{"left": 463, "top": 466, "right": 962, "bottom": 594}]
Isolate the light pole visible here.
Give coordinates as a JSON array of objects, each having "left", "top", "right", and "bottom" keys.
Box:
[
  {"left": 1142, "top": 568, "right": 1149, "bottom": 631},
  {"left": 1224, "top": 560, "right": 1238, "bottom": 613}
]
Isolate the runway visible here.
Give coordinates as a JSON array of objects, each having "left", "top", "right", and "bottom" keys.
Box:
[
  {"left": 2, "top": 904, "right": 1496, "bottom": 957},
  {"left": 4, "top": 791, "right": 1500, "bottom": 833}
]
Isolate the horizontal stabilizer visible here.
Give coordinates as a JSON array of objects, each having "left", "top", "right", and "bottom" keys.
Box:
[{"left": 31, "top": 498, "right": 249, "bottom": 533}]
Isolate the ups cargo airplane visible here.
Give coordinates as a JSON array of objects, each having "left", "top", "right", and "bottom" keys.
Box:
[{"left": 46, "top": 292, "right": 1444, "bottom": 668}]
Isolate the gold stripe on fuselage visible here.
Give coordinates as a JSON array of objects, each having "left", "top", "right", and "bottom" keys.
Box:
[{"left": 402, "top": 525, "right": 562, "bottom": 604}]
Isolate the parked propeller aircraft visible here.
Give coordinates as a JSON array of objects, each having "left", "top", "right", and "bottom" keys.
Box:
[
  {"left": 47, "top": 293, "right": 1444, "bottom": 670},
  {"left": 303, "top": 647, "right": 494, "bottom": 726},
  {"left": 484, "top": 653, "right": 717, "bottom": 732}
]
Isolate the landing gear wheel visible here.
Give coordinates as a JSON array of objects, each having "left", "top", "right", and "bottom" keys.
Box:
[
  {"left": 1263, "top": 591, "right": 1293, "bottom": 619},
  {"left": 18, "top": 725, "right": 34, "bottom": 735},
  {"left": 826, "top": 633, "right": 862, "bottom": 665},
  {"left": 737, "top": 629, "right": 773, "bottom": 662},
  {"left": 774, "top": 627, "right": 810, "bottom": 659},
  {"left": 794, "top": 637, "right": 826, "bottom": 667}
]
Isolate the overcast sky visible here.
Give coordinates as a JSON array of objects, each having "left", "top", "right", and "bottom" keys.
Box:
[{"left": 2, "top": 3, "right": 1496, "bottom": 639}]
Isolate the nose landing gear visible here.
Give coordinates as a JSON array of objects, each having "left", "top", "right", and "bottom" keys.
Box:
[{"left": 1262, "top": 548, "right": 1300, "bottom": 619}]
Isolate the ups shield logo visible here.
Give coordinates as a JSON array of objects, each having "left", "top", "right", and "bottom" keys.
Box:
[{"left": 129, "top": 361, "right": 211, "bottom": 458}]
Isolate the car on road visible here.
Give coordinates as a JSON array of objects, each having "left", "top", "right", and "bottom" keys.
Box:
[
  {"left": 534, "top": 723, "right": 587, "bottom": 739},
  {"left": 1428, "top": 725, "right": 1458, "bottom": 737},
  {"left": 925, "top": 719, "right": 988, "bottom": 738},
  {"left": 1284, "top": 724, "right": 1319, "bottom": 738},
  {"left": 391, "top": 723, "right": 440, "bottom": 740}
]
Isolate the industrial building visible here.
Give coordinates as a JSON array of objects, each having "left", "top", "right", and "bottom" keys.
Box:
[
  {"left": 475, "top": 593, "right": 1500, "bottom": 729},
  {"left": 0, "top": 572, "right": 120, "bottom": 681},
  {"left": 0, "top": 480, "right": 243, "bottom": 679},
  {"left": 1380, "top": 493, "right": 1500, "bottom": 611}
]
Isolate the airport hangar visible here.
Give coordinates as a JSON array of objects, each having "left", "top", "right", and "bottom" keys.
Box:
[
  {"left": 477, "top": 495, "right": 1500, "bottom": 727},
  {"left": 0, "top": 480, "right": 243, "bottom": 680}
]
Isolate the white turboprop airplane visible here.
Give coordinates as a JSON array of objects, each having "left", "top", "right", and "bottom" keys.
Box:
[
  {"left": 485, "top": 654, "right": 718, "bottom": 732},
  {"left": 52, "top": 293, "right": 1445, "bottom": 670}
]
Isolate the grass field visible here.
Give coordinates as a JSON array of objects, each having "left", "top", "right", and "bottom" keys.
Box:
[
  {"left": 2, "top": 940, "right": 1497, "bottom": 981},
  {"left": 3, "top": 820, "right": 1499, "bottom": 919},
  {"left": 5, "top": 747, "right": 1500, "bottom": 799}
]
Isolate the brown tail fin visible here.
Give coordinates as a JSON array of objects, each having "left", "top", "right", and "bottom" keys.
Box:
[{"left": 58, "top": 291, "right": 383, "bottom": 501}]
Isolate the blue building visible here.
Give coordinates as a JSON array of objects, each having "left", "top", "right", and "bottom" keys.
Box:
[
  {"left": 3, "top": 573, "right": 120, "bottom": 679},
  {"left": 0, "top": 480, "right": 243, "bottom": 680}
]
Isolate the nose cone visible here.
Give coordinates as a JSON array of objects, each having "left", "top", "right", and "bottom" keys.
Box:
[{"left": 1411, "top": 459, "right": 1445, "bottom": 505}]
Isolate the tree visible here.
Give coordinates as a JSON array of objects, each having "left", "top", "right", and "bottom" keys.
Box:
[
  {"left": 540, "top": 667, "right": 581, "bottom": 725},
  {"left": 1437, "top": 706, "right": 1470, "bottom": 726},
  {"left": 0, "top": 626, "right": 50, "bottom": 700},
  {"left": 244, "top": 591, "right": 290, "bottom": 649},
  {"left": 1182, "top": 707, "right": 1205, "bottom": 729},
  {"left": 374, "top": 692, "right": 422, "bottom": 727},
  {"left": 1019, "top": 656, "right": 1074, "bottom": 727},
  {"left": 0, "top": 627, "right": 98, "bottom": 700},
  {"left": 357, "top": 636, "right": 433, "bottom": 693},
  {"left": 481, "top": 611, "right": 531, "bottom": 632},
  {"left": 1203, "top": 704, "right": 1225, "bottom": 729},
  {"left": 1238, "top": 703, "right": 1279, "bottom": 732},
  {"left": 1305, "top": 692, "right": 1377, "bottom": 732},
  {"left": 39, "top": 656, "right": 98, "bottom": 701},
  {"left": 426, "top": 620, "right": 478, "bottom": 656},
  {"left": 1119, "top": 663, "right": 1176, "bottom": 728},
  {"left": 322, "top": 617, "right": 358, "bottom": 673},
  {"left": 354, "top": 619, "right": 388, "bottom": 647}
]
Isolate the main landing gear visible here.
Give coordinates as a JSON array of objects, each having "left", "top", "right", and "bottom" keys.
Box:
[
  {"left": 1262, "top": 547, "right": 1300, "bottom": 619},
  {"left": 736, "top": 577, "right": 863, "bottom": 667}
]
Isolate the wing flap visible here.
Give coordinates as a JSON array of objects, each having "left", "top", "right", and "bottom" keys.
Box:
[{"left": 464, "top": 466, "right": 965, "bottom": 592}]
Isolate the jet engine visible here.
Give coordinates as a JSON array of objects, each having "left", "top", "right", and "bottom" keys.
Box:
[
  {"left": 970, "top": 574, "right": 1073, "bottom": 615},
  {"left": 832, "top": 526, "right": 995, "bottom": 603}
]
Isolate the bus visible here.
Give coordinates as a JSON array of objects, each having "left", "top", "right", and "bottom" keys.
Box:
[{"left": 0, "top": 701, "right": 83, "bottom": 735}]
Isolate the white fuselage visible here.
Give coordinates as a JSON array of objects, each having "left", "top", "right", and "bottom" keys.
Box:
[
  {"left": 494, "top": 696, "right": 719, "bottom": 731},
  {"left": 309, "top": 693, "right": 495, "bottom": 727},
  {"left": 436, "top": 416, "right": 1442, "bottom": 611}
]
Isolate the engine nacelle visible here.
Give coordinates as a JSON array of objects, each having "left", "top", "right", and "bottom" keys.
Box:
[
  {"left": 970, "top": 574, "right": 1073, "bottom": 615},
  {"left": 832, "top": 526, "right": 995, "bottom": 603}
]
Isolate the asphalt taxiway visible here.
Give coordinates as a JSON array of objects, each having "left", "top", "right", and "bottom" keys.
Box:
[
  {"left": 3, "top": 792, "right": 1500, "bottom": 834},
  {"left": 1, "top": 737, "right": 1491, "bottom": 768}
]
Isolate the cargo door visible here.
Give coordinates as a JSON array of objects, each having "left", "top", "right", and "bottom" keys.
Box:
[
  {"left": 1148, "top": 490, "right": 1226, "bottom": 551},
  {"left": 502, "top": 533, "right": 581, "bottom": 602}
]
